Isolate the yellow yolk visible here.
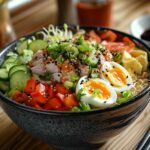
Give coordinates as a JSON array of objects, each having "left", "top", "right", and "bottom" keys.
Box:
[
  {"left": 83, "top": 80, "right": 110, "bottom": 99},
  {"left": 106, "top": 67, "right": 127, "bottom": 87}
]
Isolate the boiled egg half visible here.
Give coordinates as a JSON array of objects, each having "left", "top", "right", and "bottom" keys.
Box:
[
  {"left": 76, "top": 76, "right": 117, "bottom": 107},
  {"left": 101, "top": 61, "right": 133, "bottom": 92}
]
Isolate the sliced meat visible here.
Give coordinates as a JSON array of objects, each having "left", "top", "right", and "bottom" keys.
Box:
[
  {"left": 31, "top": 63, "right": 45, "bottom": 75},
  {"left": 52, "top": 73, "right": 62, "bottom": 82},
  {"left": 46, "top": 62, "right": 59, "bottom": 73}
]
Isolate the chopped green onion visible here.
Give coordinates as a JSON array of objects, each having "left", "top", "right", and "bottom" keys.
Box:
[
  {"left": 79, "top": 101, "right": 91, "bottom": 111},
  {"left": 76, "top": 89, "right": 85, "bottom": 100},
  {"left": 77, "top": 36, "right": 84, "bottom": 45},
  {"left": 85, "top": 55, "right": 98, "bottom": 67},
  {"left": 48, "top": 43, "right": 60, "bottom": 52},
  {"left": 92, "top": 89, "right": 101, "bottom": 97},
  {"left": 64, "top": 81, "right": 74, "bottom": 89},
  {"left": 70, "top": 73, "right": 79, "bottom": 82},
  {"left": 78, "top": 42, "right": 92, "bottom": 52},
  {"left": 122, "top": 90, "right": 133, "bottom": 98},
  {"left": 56, "top": 55, "right": 65, "bottom": 64},
  {"left": 71, "top": 106, "right": 81, "bottom": 112},
  {"left": 117, "top": 97, "right": 127, "bottom": 103},
  {"left": 90, "top": 73, "right": 98, "bottom": 78},
  {"left": 117, "top": 90, "right": 133, "bottom": 104},
  {"left": 112, "top": 52, "right": 122, "bottom": 63}
]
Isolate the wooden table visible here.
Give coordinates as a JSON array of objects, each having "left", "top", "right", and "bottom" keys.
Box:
[{"left": 0, "top": 0, "right": 150, "bottom": 149}]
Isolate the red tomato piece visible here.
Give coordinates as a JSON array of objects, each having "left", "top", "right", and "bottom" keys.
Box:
[
  {"left": 102, "top": 41, "right": 125, "bottom": 51},
  {"left": 100, "top": 30, "right": 117, "bottom": 42},
  {"left": 34, "top": 103, "right": 42, "bottom": 109},
  {"left": 24, "top": 79, "right": 37, "bottom": 93},
  {"left": 12, "top": 91, "right": 28, "bottom": 103},
  {"left": 35, "top": 83, "right": 45, "bottom": 95},
  {"left": 44, "top": 97, "right": 63, "bottom": 110},
  {"left": 123, "top": 37, "right": 135, "bottom": 49},
  {"left": 55, "top": 83, "right": 70, "bottom": 95},
  {"left": 64, "top": 94, "right": 78, "bottom": 108},
  {"left": 56, "top": 93, "right": 65, "bottom": 101},
  {"left": 48, "top": 85, "right": 55, "bottom": 98},
  {"left": 88, "top": 30, "right": 101, "bottom": 43},
  {"left": 31, "top": 92, "right": 46, "bottom": 105}
]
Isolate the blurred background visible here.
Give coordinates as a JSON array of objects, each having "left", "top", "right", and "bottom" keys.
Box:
[
  {"left": 0, "top": 1, "right": 150, "bottom": 150},
  {"left": 0, "top": 0, "right": 150, "bottom": 48}
]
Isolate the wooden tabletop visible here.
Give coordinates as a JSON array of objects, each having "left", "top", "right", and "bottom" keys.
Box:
[{"left": 0, "top": 0, "right": 150, "bottom": 150}]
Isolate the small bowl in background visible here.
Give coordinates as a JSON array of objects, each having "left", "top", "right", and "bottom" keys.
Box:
[{"left": 130, "top": 14, "right": 150, "bottom": 47}]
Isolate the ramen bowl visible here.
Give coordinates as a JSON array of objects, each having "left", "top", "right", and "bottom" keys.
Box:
[{"left": 0, "top": 26, "right": 150, "bottom": 150}]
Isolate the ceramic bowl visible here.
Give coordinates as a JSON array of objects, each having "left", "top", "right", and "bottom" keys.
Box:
[
  {"left": 130, "top": 14, "right": 150, "bottom": 47},
  {"left": 0, "top": 26, "right": 150, "bottom": 150}
]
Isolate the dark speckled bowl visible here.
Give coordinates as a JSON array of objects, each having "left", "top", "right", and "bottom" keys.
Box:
[{"left": 0, "top": 26, "right": 150, "bottom": 150}]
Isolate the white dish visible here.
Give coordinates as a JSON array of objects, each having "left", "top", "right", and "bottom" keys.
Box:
[{"left": 130, "top": 14, "right": 150, "bottom": 47}]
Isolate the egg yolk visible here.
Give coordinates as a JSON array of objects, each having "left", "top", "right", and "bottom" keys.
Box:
[
  {"left": 83, "top": 80, "right": 110, "bottom": 99},
  {"left": 106, "top": 67, "right": 127, "bottom": 87}
]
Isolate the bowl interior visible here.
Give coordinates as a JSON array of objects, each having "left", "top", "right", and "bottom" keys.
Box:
[{"left": 0, "top": 26, "right": 150, "bottom": 115}]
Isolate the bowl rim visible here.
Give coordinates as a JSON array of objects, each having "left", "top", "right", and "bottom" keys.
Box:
[{"left": 0, "top": 25, "right": 150, "bottom": 116}]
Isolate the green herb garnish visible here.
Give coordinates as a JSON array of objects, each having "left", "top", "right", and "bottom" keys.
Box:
[
  {"left": 79, "top": 101, "right": 91, "bottom": 111},
  {"left": 77, "top": 89, "right": 86, "bottom": 100}
]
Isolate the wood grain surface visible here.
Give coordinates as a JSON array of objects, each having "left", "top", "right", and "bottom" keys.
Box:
[{"left": 0, "top": 0, "right": 150, "bottom": 150}]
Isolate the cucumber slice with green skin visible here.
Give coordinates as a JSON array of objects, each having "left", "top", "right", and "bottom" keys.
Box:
[
  {"left": 2, "top": 56, "right": 17, "bottom": 67},
  {"left": 9, "top": 65, "right": 28, "bottom": 77},
  {"left": 16, "top": 40, "right": 28, "bottom": 55},
  {"left": 0, "top": 80, "right": 9, "bottom": 92},
  {"left": 29, "top": 39, "right": 48, "bottom": 53},
  {"left": 10, "top": 70, "right": 31, "bottom": 91},
  {"left": 0, "top": 68, "right": 8, "bottom": 79},
  {"left": 5, "top": 62, "right": 17, "bottom": 72}
]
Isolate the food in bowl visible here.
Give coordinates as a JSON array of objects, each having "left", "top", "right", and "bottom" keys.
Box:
[{"left": 0, "top": 25, "right": 149, "bottom": 111}]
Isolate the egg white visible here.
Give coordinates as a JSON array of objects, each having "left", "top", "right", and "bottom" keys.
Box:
[
  {"left": 101, "top": 61, "right": 133, "bottom": 92},
  {"left": 76, "top": 76, "right": 117, "bottom": 107}
]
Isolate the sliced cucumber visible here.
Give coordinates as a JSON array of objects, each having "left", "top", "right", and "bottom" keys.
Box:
[
  {"left": 0, "top": 80, "right": 9, "bottom": 92},
  {"left": 9, "top": 65, "right": 28, "bottom": 77},
  {"left": 5, "top": 62, "right": 17, "bottom": 72},
  {"left": 2, "top": 56, "right": 17, "bottom": 67},
  {"left": 0, "top": 68, "right": 8, "bottom": 79},
  {"left": 29, "top": 39, "right": 48, "bottom": 53},
  {"left": 16, "top": 40, "right": 28, "bottom": 55},
  {"left": 10, "top": 70, "right": 31, "bottom": 91}
]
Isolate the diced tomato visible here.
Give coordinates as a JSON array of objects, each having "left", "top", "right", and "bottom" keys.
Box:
[
  {"left": 56, "top": 93, "right": 65, "bottom": 101},
  {"left": 100, "top": 30, "right": 117, "bottom": 42},
  {"left": 102, "top": 41, "right": 125, "bottom": 51},
  {"left": 34, "top": 103, "right": 42, "bottom": 109},
  {"left": 48, "top": 85, "right": 55, "bottom": 98},
  {"left": 31, "top": 92, "right": 46, "bottom": 105},
  {"left": 55, "top": 83, "right": 70, "bottom": 95},
  {"left": 12, "top": 91, "right": 28, "bottom": 103},
  {"left": 24, "top": 79, "right": 37, "bottom": 93},
  {"left": 88, "top": 30, "right": 101, "bottom": 43},
  {"left": 44, "top": 97, "right": 63, "bottom": 110},
  {"left": 123, "top": 37, "right": 135, "bottom": 49},
  {"left": 63, "top": 94, "right": 78, "bottom": 108},
  {"left": 35, "top": 83, "right": 45, "bottom": 95}
]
